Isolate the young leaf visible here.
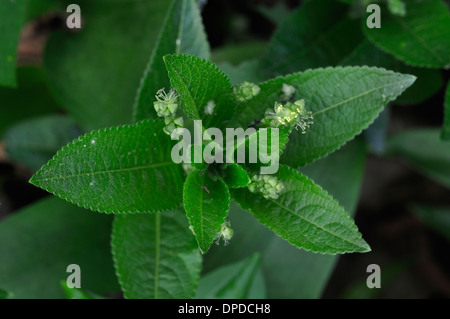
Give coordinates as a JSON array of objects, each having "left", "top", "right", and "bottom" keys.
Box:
[
  {"left": 44, "top": 0, "right": 172, "bottom": 130},
  {"left": 364, "top": 0, "right": 450, "bottom": 68},
  {"left": 231, "top": 66, "right": 415, "bottom": 168},
  {"left": 442, "top": 82, "right": 450, "bottom": 141},
  {"left": 412, "top": 206, "right": 450, "bottom": 242},
  {"left": 4, "top": 115, "right": 81, "bottom": 171},
  {"left": 0, "top": 0, "right": 27, "bottom": 87},
  {"left": 221, "top": 164, "right": 250, "bottom": 189},
  {"left": 205, "top": 139, "right": 367, "bottom": 298},
  {"left": 134, "top": 0, "right": 210, "bottom": 121},
  {"left": 183, "top": 170, "right": 230, "bottom": 253},
  {"left": 386, "top": 129, "right": 450, "bottom": 189},
  {"left": 0, "top": 67, "right": 60, "bottom": 136},
  {"left": 231, "top": 165, "right": 370, "bottom": 254},
  {"left": 261, "top": 0, "right": 363, "bottom": 76},
  {"left": 196, "top": 254, "right": 265, "bottom": 299},
  {"left": 340, "top": 41, "right": 443, "bottom": 105},
  {"left": 0, "top": 197, "right": 118, "bottom": 298},
  {"left": 163, "top": 54, "right": 235, "bottom": 129},
  {"left": 30, "top": 119, "right": 184, "bottom": 214},
  {"left": 112, "top": 209, "right": 201, "bottom": 299}
]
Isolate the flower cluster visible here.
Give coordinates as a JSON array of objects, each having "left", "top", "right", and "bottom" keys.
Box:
[
  {"left": 248, "top": 174, "right": 285, "bottom": 200},
  {"left": 263, "top": 99, "right": 314, "bottom": 134},
  {"left": 154, "top": 88, "right": 184, "bottom": 135},
  {"left": 216, "top": 221, "right": 233, "bottom": 245},
  {"left": 233, "top": 81, "right": 261, "bottom": 102}
]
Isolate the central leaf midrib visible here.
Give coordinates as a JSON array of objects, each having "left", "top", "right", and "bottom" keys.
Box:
[
  {"left": 34, "top": 161, "right": 175, "bottom": 182},
  {"left": 268, "top": 196, "right": 365, "bottom": 250}
]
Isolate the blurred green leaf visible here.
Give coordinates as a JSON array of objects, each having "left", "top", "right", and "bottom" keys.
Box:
[
  {"left": 412, "top": 206, "right": 450, "bottom": 241},
  {"left": 4, "top": 115, "right": 81, "bottom": 171},
  {"left": 261, "top": 0, "right": 363, "bottom": 77},
  {"left": 221, "top": 163, "right": 250, "bottom": 189},
  {"left": 60, "top": 281, "right": 103, "bottom": 299},
  {"left": 204, "top": 139, "right": 367, "bottom": 298},
  {"left": 218, "top": 60, "right": 264, "bottom": 86},
  {"left": 340, "top": 41, "right": 443, "bottom": 105},
  {"left": 0, "top": 67, "right": 60, "bottom": 136},
  {"left": 386, "top": 129, "right": 450, "bottom": 189},
  {"left": 442, "top": 82, "right": 450, "bottom": 141},
  {"left": 30, "top": 119, "right": 184, "bottom": 214},
  {"left": 0, "top": 0, "right": 27, "bottom": 87},
  {"left": 112, "top": 209, "right": 201, "bottom": 299},
  {"left": 196, "top": 254, "right": 265, "bottom": 299},
  {"left": 0, "top": 289, "right": 13, "bottom": 299},
  {"left": 212, "top": 41, "right": 267, "bottom": 66},
  {"left": 134, "top": 0, "right": 210, "bottom": 121},
  {"left": 44, "top": 0, "right": 172, "bottom": 130},
  {"left": 364, "top": 0, "right": 450, "bottom": 68},
  {"left": 0, "top": 197, "right": 119, "bottom": 298}
]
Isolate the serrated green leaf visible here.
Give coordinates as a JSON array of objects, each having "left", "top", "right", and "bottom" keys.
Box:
[
  {"left": 340, "top": 41, "right": 443, "bottom": 105},
  {"left": 134, "top": 0, "right": 210, "bottom": 121},
  {"left": 231, "top": 66, "right": 415, "bottom": 167},
  {"left": 196, "top": 254, "right": 265, "bottom": 299},
  {"left": 163, "top": 54, "right": 235, "bottom": 129},
  {"left": 442, "top": 82, "right": 450, "bottom": 140},
  {"left": 231, "top": 165, "right": 370, "bottom": 254},
  {"left": 0, "top": 0, "right": 27, "bottom": 87},
  {"left": 112, "top": 209, "right": 201, "bottom": 299},
  {"left": 0, "top": 67, "right": 60, "bottom": 136},
  {"left": 4, "top": 115, "right": 81, "bottom": 171},
  {"left": 386, "top": 129, "right": 450, "bottom": 189},
  {"left": 221, "top": 163, "right": 250, "bottom": 188},
  {"left": 204, "top": 139, "right": 367, "bottom": 298},
  {"left": 0, "top": 197, "right": 118, "bottom": 298},
  {"left": 261, "top": 0, "right": 363, "bottom": 77},
  {"left": 412, "top": 206, "right": 450, "bottom": 241},
  {"left": 364, "top": 0, "right": 450, "bottom": 68},
  {"left": 183, "top": 170, "right": 230, "bottom": 253},
  {"left": 30, "top": 119, "right": 184, "bottom": 214},
  {"left": 44, "top": 0, "right": 172, "bottom": 130}
]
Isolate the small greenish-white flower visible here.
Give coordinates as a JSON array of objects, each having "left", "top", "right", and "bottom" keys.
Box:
[
  {"left": 264, "top": 99, "right": 313, "bottom": 134},
  {"left": 204, "top": 100, "right": 216, "bottom": 115},
  {"left": 216, "top": 222, "right": 233, "bottom": 245},
  {"left": 248, "top": 174, "right": 285, "bottom": 200},
  {"left": 233, "top": 81, "right": 261, "bottom": 102},
  {"left": 281, "top": 83, "right": 296, "bottom": 100},
  {"left": 154, "top": 88, "right": 179, "bottom": 118}
]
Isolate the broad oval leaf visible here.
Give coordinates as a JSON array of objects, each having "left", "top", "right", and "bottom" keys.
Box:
[
  {"left": 163, "top": 54, "right": 235, "bottom": 129},
  {"left": 0, "top": 197, "right": 118, "bottom": 298},
  {"left": 112, "top": 209, "right": 201, "bottom": 299},
  {"left": 30, "top": 119, "right": 184, "bottom": 214},
  {"left": 231, "top": 165, "right": 370, "bottom": 254},
  {"left": 221, "top": 163, "right": 250, "bottom": 189},
  {"left": 44, "top": 0, "right": 172, "bottom": 130},
  {"left": 364, "top": 0, "right": 450, "bottom": 68},
  {"left": 231, "top": 66, "right": 415, "bottom": 167},
  {"left": 134, "top": 0, "right": 210, "bottom": 121},
  {"left": 183, "top": 170, "right": 230, "bottom": 253}
]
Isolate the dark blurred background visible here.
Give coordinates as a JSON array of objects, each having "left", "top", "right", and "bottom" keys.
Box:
[{"left": 1, "top": 0, "right": 449, "bottom": 298}]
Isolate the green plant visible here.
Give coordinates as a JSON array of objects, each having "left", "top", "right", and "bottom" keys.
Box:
[{"left": 1, "top": 0, "right": 449, "bottom": 299}]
